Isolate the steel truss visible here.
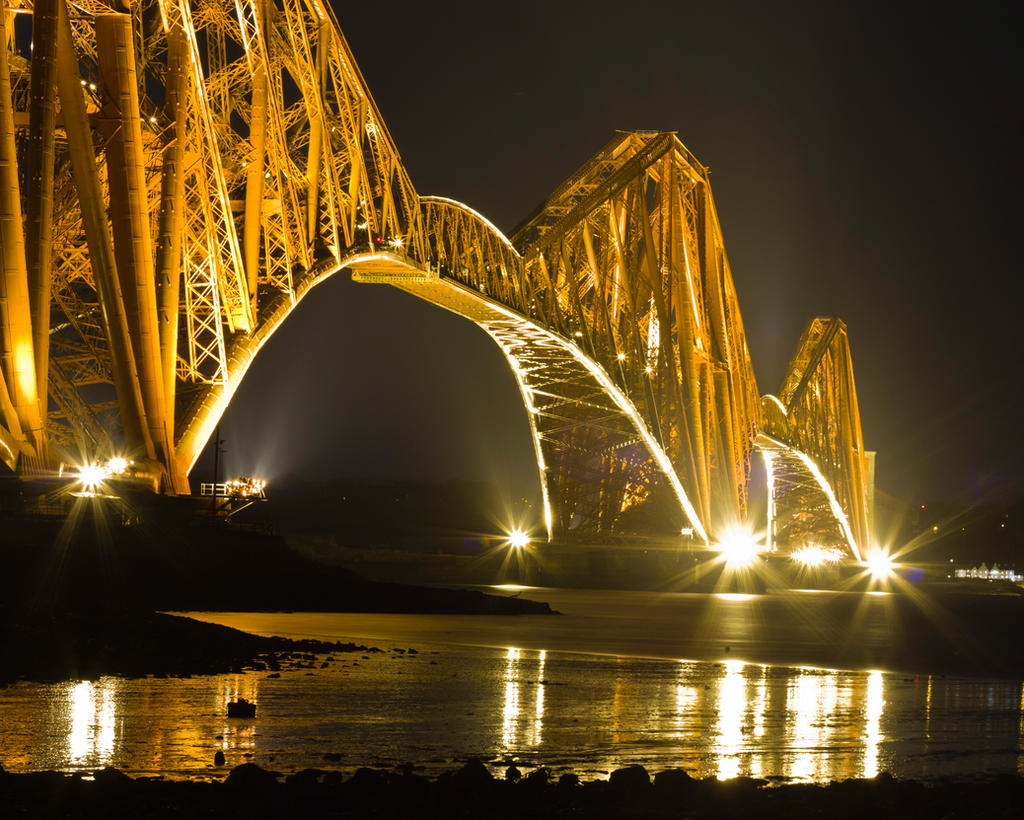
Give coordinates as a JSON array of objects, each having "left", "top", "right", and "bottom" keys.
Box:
[
  {"left": 757, "top": 434, "right": 860, "bottom": 560},
  {"left": 485, "top": 318, "right": 670, "bottom": 539},
  {"left": 763, "top": 318, "right": 871, "bottom": 555},
  {"left": 1, "top": 1, "right": 871, "bottom": 552}
]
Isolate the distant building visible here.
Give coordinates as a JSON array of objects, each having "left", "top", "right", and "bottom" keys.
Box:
[{"left": 955, "top": 563, "right": 1021, "bottom": 582}]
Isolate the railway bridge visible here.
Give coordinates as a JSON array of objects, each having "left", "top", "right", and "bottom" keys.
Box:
[{"left": 0, "top": 0, "right": 871, "bottom": 555}]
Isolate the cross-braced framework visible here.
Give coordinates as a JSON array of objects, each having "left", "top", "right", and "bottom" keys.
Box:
[
  {"left": 485, "top": 319, "right": 679, "bottom": 540},
  {"left": 1, "top": 1, "right": 872, "bottom": 552},
  {"left": 507, "top": 133, "right": 762, "bottom": 538},
  {"left": 761, "top": 318, "right": 871, "bottom": 556}
]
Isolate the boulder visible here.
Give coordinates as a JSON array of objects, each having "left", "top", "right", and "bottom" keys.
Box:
[
  {"left": 93, "top": 767, "right": 133, "bottom": 786},
  {"left": 654, "top": 768, "right": 695, "bottom": 793},
  {"left": 226, "top": 698, "right": 256, "bottom": 718},
  {"left": 285, "top": 769, "right": 324, "bottom": 788},
  {"left": 452, "top": 759, "right": 492, "bottom": 789},
  {"left": 346, "top": 767, "right": 389, "bottom": 793},
  {"left": 609, "top": 764, "right": 650, "bottom": 792},
  {"left": 223, "top": 763, "right": 279, "bottom": 790}
]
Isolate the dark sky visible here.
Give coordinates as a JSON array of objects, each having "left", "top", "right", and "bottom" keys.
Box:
[{"left": 202, "top": 1, "right": 1022, "bottom": 507}]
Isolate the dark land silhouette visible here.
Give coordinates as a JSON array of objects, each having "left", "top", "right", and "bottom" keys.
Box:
[{"left": 1, "top": 760, "right": 1022, "bottom": 819}]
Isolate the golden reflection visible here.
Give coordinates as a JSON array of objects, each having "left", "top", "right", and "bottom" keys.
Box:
[
  {"left": 863, "top": 670, "right": 885, "bottom": 777},
  {"left": 674, "top": 661, "right": 703, "bottom": 744},
  {"left": 217, "top": 675, "right": 259, "bottom": 754},
  {"left": 748, "top": 665, "right": 768, "bottom": 779},
  {"left": 714, "top": 659, "right": 747, "bottom": 779},
  {"left": 925, "top": 675, "right": 933, "bottom": 740},
  {"left": 501, "top": 648, "right": 521, "bottom": 748},
  {"left": 498, "top": 647, "right": 550, "bottom": 750},
  {"left": 752, "top": 665, "right": 768, "bottom": 739},
  {"left": 68, "top": 682, "right": 91, "bottom": 762},
  {"left": 787, "top": 669, "right": 837, "bottom": 781},
  {"left": 612, "top": 661, "right": 623, "bottom": 742},
  {"left": 66, "top": 678, "right": 121, "bottom": 767},
  {"left": 529, "top": 650, "right": 546, "bottom": 746},
  {"left": 676, "top": 682, "right": 699, "bottom": 714}
]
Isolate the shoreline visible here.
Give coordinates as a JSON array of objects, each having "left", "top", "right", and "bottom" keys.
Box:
[
  {"left": 183, "top": 585, "right": 1024, "bottom": 681},
  {"left": 1, "top": 761, "right": 1021, "bottom": 818},
  {"left": 0, "top": 609, "right": 385, "bottom": 686}
]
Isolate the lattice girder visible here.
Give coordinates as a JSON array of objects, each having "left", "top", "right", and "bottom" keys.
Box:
[
  {"left": 507, "top": 133, "right": 761, "bottom": 536},
  {"left": 0, "top": 0, "right": 427, "bottom": 482},
  {"left": 771, "top": 318, "right": 870, "bottom": 554}
]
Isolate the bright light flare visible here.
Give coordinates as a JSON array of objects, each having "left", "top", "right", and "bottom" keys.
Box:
[
  {"left": 76, "top": 463, "right": 106, "bottom": 492},
  {"left": 507, "top": 528, "right": 531, "bottom": 550},
  {"left": 716, "top": 527, "right": 760, "bottom": 568},
  {"left": 864, "top": 549, "right": 895, "bottom": 580},
  {"left": 107, "top": 456, "right": 129, "bottom": 475}
]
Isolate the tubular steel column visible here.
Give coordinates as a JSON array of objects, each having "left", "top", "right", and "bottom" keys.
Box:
[
  {"left": 243, "top": 60, "right": 267, "bottom": 307},
  {"left": 55, "top": 0, "right": 153, "bottom": 461},
  {"left": 96, "top": 13, "right": 172, "bottom": 474},
  {"left": 0, "top": 10, "right": 23, "bottom": 449},
  {"left": 25, "top": 0, "right": 60, "bottom": 454},
  {"left": 305, "top": 22, "right": 330, "bottom": 246},
  {"left": 0, "top": 10, "right": 42, "bottom": 456},
  {"left": 155, "top": 26, "right": 188, "bottom": 491}
]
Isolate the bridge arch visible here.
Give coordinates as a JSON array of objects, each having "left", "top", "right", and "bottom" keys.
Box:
[{"left": 175, "top": 195, "right": 706, "bottom": 542}]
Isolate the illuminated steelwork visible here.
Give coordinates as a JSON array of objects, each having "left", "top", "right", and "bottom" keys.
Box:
[
  {"left": 760, "top": 318, "right": 871, "bottom": 557},
  {"left": 0, "top": 2, "right": 870, "bottom": 551}
]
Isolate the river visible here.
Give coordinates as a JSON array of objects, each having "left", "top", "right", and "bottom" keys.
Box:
[{"left": 0, "top": 586, "right": 1022, "bottom": 783}]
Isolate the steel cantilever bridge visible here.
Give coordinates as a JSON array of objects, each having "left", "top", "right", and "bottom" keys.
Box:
[{"left": 0, "top": 0, "right": 872, "bottom": 557}]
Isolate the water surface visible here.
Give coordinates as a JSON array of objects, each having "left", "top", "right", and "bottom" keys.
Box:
[{"left": 2, "top": 587, "right": 1022, "bottom": 783}]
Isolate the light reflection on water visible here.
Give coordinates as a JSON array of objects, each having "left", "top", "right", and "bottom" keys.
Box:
[
  {"left": 864, "top": 669, "right": 885, "bottom": 778},
  {"left": 2, "top": 643, "right": 1023, "bottom": 783},
  {"left": 501, "top": 647, "right": 520, "bottom": 748},
  {"left": 67, "top": 678, "right": 120, "bottom": 766},
  {"left": 500, "top": 648, "right": 548, "bottom": 750}
]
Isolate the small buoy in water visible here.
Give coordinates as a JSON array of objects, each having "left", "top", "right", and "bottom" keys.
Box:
[
  {"left": 214, "top": 751, "right": 225, "bottom": 766},
  {"left": 227, "top": 698, "right": 256, "bottom": 718}
]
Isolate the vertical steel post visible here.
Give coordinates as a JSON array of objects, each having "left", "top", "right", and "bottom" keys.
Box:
[
  {"left": 24, "top": 0, "right": 60, "bottom": 457},
  {"left": 55, "top": 0, "right": 153, "bottom": 461},
  {"left": 96, "top": 13, "right": 171, "bottom": 477},
  {"left": 243, "top": 61, "right": 267, "bottom": 307},
  {"left": 305, "top": 22, "right": 329, "bottom": 246},
  {"left": 155, "top": 27, "right": 188, "bottom": 492},
  {"left": 0, "top": 10, "right": 41, "bottom": 457}
]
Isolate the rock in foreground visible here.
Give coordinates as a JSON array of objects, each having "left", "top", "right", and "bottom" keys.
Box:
[{"left": 0, "top": 762, "right": 1022, "bottom": 818}]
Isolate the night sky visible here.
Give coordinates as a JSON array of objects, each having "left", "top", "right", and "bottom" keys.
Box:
[{"left": 202, "top": 1, "right": 1022, "bottom": 508}]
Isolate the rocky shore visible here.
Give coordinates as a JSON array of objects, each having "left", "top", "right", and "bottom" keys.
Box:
[
  {"left": 0, "top": 608, "right": 387, "bottom": 685},
  {"left": 1, "top": 761, "right": 1021, "bottom": 818}
]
